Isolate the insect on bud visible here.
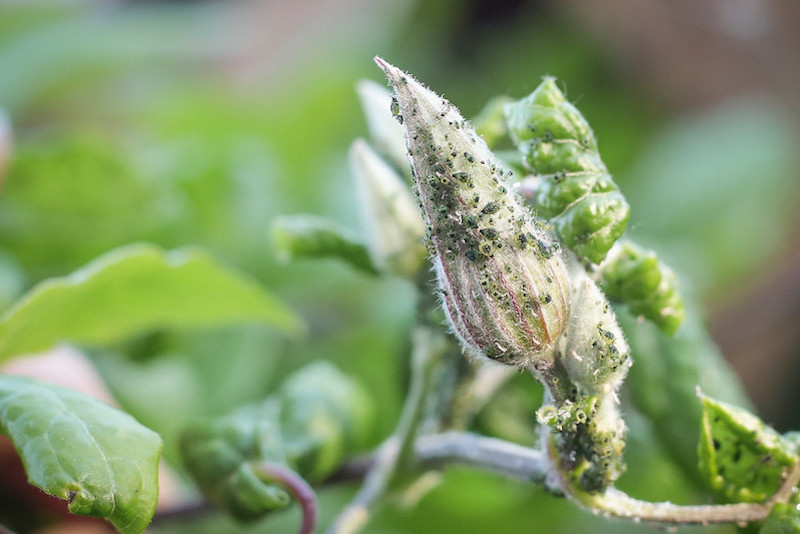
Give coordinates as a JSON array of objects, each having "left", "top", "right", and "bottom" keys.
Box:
[
  {"left": 559, "top": 270, "right": 631, "bottom": 395},
  {"left": 375, "top": 57, "right": 571, "bottom": 366},
  {"left": 355, "top": 80, "right": 409, "bottom": 173}
]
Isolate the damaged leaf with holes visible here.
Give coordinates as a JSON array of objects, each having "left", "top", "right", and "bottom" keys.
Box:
[{"left": 698, "top": 394, "right": 798, "bottom": 503}]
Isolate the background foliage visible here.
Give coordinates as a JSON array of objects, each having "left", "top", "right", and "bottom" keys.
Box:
[{"left": 0, "top": 1, "right": 799, "bottom": 532}]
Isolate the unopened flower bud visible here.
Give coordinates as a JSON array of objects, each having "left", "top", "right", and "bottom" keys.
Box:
[
  {"left": 559, "top": 270, "right": 631, "bottom": 395},
  {"left": 349, "top": 138, "right": 427, "bottom": 278},
  {"left": 375, "top": 57, "right": 571, "bottom": 366}
]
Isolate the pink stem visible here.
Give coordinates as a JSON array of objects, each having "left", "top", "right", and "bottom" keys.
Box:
[{"left": 252, "top": 462, "right": 318, "bottom": 534}]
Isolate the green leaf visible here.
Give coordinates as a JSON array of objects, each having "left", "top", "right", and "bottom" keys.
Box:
[
  {"left": 0, "top": 243, "right": 303, "bottom": 361},
  {"left": 761, "top": 503, "right": 800, "bottom": 534},
  {"left": 599, "top": 240, "right": 685, "bottom": 334},
  {"left": 698, "top": 394, "right": 798, "bottom": 503},
  {"left": 180, "top": 361, "right": 374, "bottom": 522},
  {"left": 271, "top": 214, "right": 378, "bottom": 275},
  {"left": 619, "top": 298, "right": 751, "bottom": 485},
  {"left": 0, "top": 134, "right": 180, "bottom": 279},
  {"left": 0, "top": 374, "right": 162, "bottom": 534},
  {"left": 504, "top": 77, "right": 629, "bottom": 264}
]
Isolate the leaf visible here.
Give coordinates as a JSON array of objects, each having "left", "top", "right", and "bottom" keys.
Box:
[
  {"left": 599, "top": 240, "right": 685, "bottom": 335},
  {"left": 761, "top": 503, "right": 800, "bottom": 534},
  {"left": 271, "top": 214, "right": 379, "bottom": 275},
  {"left": 619, "top": 298, "right": 752, "bottom": 485},
  {"left": 504, "top": 77, "right": 629, "bottom": 265},
  {"left": 180, "top": 361, "right": 373, "bottom": 522},
  {"left": 698, "top": 394, "right": 798, "bottom": 503},
  {"left": 0, "top": 374, "right": 162, "bottom": 534},
  {"left": 0, "top": 134, "right": 181, "bottom": 279},
  {"left": 0, "top": 243, "right": 303, "bottom": 361}
]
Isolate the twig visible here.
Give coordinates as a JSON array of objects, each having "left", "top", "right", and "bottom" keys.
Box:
[
  {"left": 326, "top": 325, "right": 448, "bottom": 534},
  {"left": 548, "top": 437, "right": 800, "bottom": 526},
  {"left": 414, "top": 431, "right": 547, "bottom": 484},
  {"left": 156, "top": 432, "right": 800, "bottom": 530},
  {"left": 251, "top": 462, "right": 318, "bottom": 534}
]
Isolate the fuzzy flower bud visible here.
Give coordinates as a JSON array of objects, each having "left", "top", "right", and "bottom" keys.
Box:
[
  {"left": 376, "top": 57, "right": 571, "bottom": 366},
  {"left": 559, "top": 269, "right": 631, "bottom": 396},
  {"left": 349, "top": 138, "right": 427, "bottom": 278}
]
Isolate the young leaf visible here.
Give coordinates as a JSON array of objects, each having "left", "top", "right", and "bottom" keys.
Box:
[
  {"left": 0, "top": 375, "right": 162, "bottom": 534},
  {"left": 271, "top": 214, "right": 379, "bottom": 275},
  {"left": 504, "top": 78, "right": 629, "bottom": 264},
  {"left": 180, "top": 361, "right": 373, "bottom": 522},
  {"left": 599, "top": 240, "right": 685, "bottom": 335},
  {"left": 0, "top": 243, "right": 302, "bottom": 361},
  {"left": 619, "top": 299, "right": 752, "bottom": 484},
  {"left": 698, "top": 394, "right": 798, "bottom": 503}
]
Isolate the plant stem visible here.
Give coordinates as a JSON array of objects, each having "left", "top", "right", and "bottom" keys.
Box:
[
  {"left": 326, "top": 324, "right": 448, "bottom": 534},
  {"left": 547, "top": 437, "right": 800, "bottom": 526},
  {"left": 251, "top": 462, "right": 318, "bottom": 534},
  {"left": 414, "top": 431, "right": 548, "bottom": 484}
]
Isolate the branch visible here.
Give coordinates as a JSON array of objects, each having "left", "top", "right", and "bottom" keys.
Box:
[
  {"left": 414, "top": 431, "right": 547, "bottom": 484},
  {"left": 548, "top": 437, "right": 800, "bottom": 526},
  {"left": 326, "top": 325, "right": 448, "bottom": 534},
  {"left": 156, "top": 432, "right": 800, "bottom": 530}
]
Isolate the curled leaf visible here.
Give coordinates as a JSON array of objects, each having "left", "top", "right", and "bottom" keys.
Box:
[
  {"left": 505, "top": 78, "right": 629, "bottom": 264},
  {"left": 600, "top": 240, "right": 685, "bottom": 335},
  {"left": 180, "top": 362, "right": 373, "bottom": 522},
  {"left": 698, "top": 394, "right": 798, "bottom": 503},
  {"left": 271, "top": 214, "right": 378, "bottom": 275}
]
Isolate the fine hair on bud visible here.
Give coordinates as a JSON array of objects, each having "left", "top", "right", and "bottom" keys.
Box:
[{"left": 376, "top": 57, "right": 571, "bottom": 367}]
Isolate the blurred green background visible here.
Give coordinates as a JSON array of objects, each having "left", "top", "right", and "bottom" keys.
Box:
[{"left": 1, "top": 1, "right": 799, "bottom": 532}]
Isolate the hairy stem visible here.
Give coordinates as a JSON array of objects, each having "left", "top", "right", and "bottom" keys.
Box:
[{"left": 548, "top": 437, "right": 800, "bottom": 526}]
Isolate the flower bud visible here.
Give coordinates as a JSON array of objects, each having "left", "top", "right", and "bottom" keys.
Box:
[
  {"left": 349, "top": 138, "right": 427, "bottom": 278},
  {"left": 559, "top": 269, "right": 631, "bottom": 395},
  {"left": 375, "top": 57, "right": 570, "bottom": 366}
]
